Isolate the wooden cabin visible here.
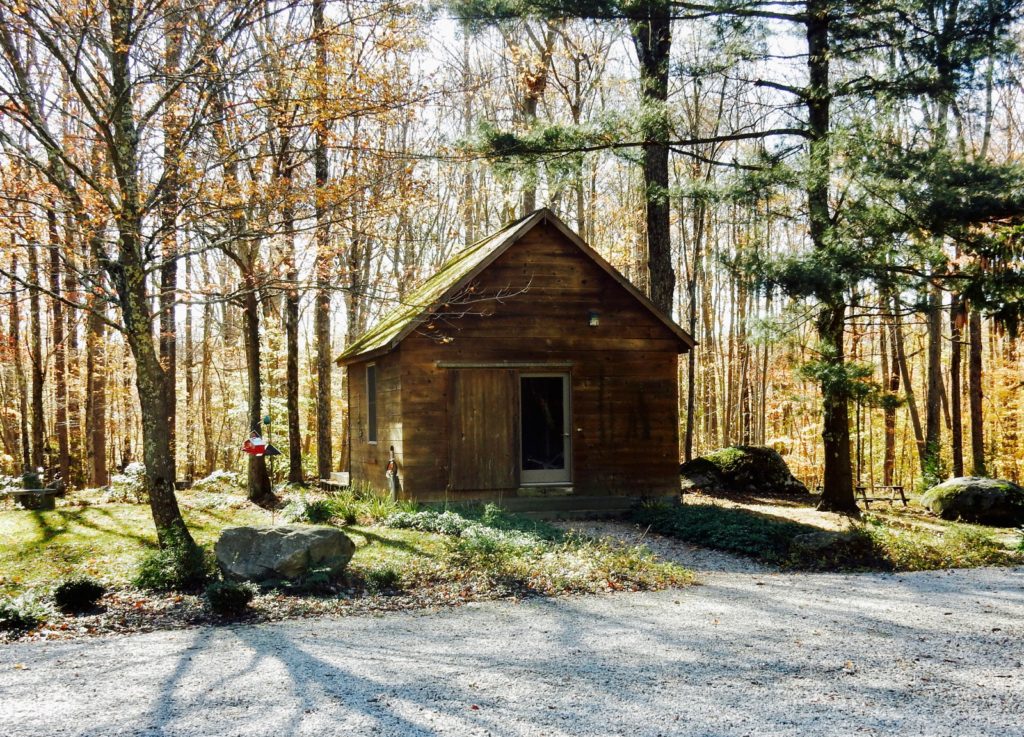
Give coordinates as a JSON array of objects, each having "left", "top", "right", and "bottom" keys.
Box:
[{"left": 337, "top": 209, "right": 694, "bottom": 514}]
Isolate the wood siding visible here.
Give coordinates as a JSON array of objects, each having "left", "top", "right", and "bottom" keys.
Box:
[
  {"left": 390, "top": 222, "right": 682, "bottom": 502},
  {"left": 448, "top": 369, "right": 517, "bottom": 490},
  {"left": 347, "top": 351, "right": 402, "bottom": 491}
]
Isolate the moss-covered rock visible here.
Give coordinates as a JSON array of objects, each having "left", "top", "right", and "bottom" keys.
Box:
[
  {"left": 920, "top": 477, "right": 1024, "bottom": 526},
  {"left": 680, "top": 445, "right": 809, "bottom": 497}
]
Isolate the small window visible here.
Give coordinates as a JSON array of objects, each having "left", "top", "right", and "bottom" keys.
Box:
[{"left": 366, "top": 364, "right": 377, "bottom": 443}]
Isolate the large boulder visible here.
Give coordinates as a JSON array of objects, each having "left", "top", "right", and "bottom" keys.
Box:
[
  {"left": 680, "top": 445, "right": 809, "bottom": 497},
  {"left": 215, "top": 525, "right": 355, "bottom": 583},
  {"left": 920, "top": 477, "right": 1024, "bottom": 526}
]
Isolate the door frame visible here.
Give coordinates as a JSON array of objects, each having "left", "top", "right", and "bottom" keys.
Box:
[{"left": 519, "top": 372, "right": 572, "bottom": 485}]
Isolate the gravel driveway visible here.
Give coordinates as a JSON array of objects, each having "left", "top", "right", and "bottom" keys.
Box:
[{"left": 1, "top": 543, "right": 1022, "bottom": 736}]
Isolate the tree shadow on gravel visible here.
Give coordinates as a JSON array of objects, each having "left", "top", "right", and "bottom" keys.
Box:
[{"left": 3, "top": 567, "right": 1021, "bottom": 737}]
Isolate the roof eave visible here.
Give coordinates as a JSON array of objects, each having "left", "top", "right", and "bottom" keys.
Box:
[{"left": 336, "top": 342, "right": 395, "bottom": 367}]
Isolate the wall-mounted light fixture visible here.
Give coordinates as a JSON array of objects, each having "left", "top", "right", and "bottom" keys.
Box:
[{"left": 588, "top": 310, "right": 600, "bottom": 327}]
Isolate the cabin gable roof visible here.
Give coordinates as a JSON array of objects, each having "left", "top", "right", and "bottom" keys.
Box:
[{"left": 337, "top": 208, "right": 695, "bottom": 365}]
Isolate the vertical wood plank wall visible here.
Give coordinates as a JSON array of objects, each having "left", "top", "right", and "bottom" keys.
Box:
[
  {"left": 348, "top": 352, "right": 402, "bottom": 491},
  {"left": 448, "top": 368, "right": 518, "bottom": 490}
]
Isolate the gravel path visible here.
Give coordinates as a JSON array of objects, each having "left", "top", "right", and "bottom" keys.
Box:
[{"left": 1, "top": 553, "right": 1022, "bottom": 736}]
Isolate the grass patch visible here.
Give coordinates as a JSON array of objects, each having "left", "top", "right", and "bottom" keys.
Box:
[
  {"left": 1, "top": 491, "right": 692, "bottom": 640},
  {"left": 632, "top": 501, "right": 819, "bottom": 563},
  {"left": 383, "top": 504, "right": 691, "bottom": 596},
  {"left": 855, "top": 519, "right": 1018, "bottom": 570},
  {"left": 0, "top": 502, "right": 271, "bottom": 596},
  {"left": 633, "top": 500, "right": 1022, "bottom": 571}
]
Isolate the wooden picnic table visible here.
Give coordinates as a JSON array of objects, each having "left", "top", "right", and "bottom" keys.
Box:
[
  {"left": 814, "top": 484, "right": 908, "bottom": 509},
  {"left": 856, "top": 484, "right": 908, "bottom": 508}
]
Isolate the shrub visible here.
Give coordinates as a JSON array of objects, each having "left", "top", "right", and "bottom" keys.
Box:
[
  {"left": 865, "top": 522, "right": 1013, "bottom": 570},
  {"left": 473, "top": 503, "right": 564, "bottom": 541},
  {"left": 363, "top": 565, "right": 402, "bottom": 593},
  {"left": 281, "top": 496, "right": 333, "bottom": 523},
  {"left": 0, "top": 594, "right": 48, "bottom": 632},
  {"left": 363, "top": 494, "right": 414, "bottom": 522},
  {"left": 191, "top": 469, "right": 242, "bottom": 492},
  {"left": 133, "top": 530, "right": 213, "bottom": 592},
  {"left": 108, "top": 462, "right": 149, "bottom": 504},
  {"left": 301, "top": 499, "right": 334, "bottom": 524},
  {"left": 53, "top": 577, "right": 107, "bottom": 614},
  {"left": 385, "top": 509, "right": 477, "bottom": 536},
  {"left": 787, "top": 527, "right": 890, "bottom": 571},
  {"left": 204, "top": 581, "right": 256, "bottom": 617},
  {"left": 329, "top": 498, "right": 359, "bottom": 526}
]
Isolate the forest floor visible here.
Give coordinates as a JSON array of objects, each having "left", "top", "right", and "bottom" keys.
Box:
[
  {"left": 1, "top": 484, "right": 1020, "bottom": 645},
  {"left": 684, "top": 489, "right": 1024, "bottom": 546},
  {"left": 630, "top": 491, "right": 1024, "bottom": 570},
  {"left": 0, "top": 487, "right": 690, "bottom": 644}
]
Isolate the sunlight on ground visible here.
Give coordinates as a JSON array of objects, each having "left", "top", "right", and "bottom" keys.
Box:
[{"left": 0, "top": 497, "right": 448, "bottom": 596}]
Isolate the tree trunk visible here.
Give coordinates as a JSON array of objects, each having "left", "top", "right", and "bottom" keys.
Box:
[
  {"left": 806, "top": 0, "right": 855, "bottom": 513},
  {"left": 890, "top": 295, "right": 926, "bottom": 476},
  {"left": 159, "top": 1, "right": 184, "bottom": 479},
  {"left": 949, "top": 293, "right": 964, "bottom": 477},
  {"left": 114, "top": 225, "right": 194, "bottom": 548},
  {"left": 85, "top": 267, "right": 108, "bottom": 487},
  {"left": 968, "top": 307, "right": 985, "bottom": 475},
  {"left": 201, "top": 291, "right": 215, "bottom": 475},
  {"left": 1002, "top": 337, "right": 1019, "bottom": 481},
  {"left": 882, "top": 321, "right": 899, "bottom": 486},
  {"left": 184, "top": 256, "right": 195, "bottom": 482},
  {"left": 923, "top": 281, "right": 943, "bottom": 483},
  {"left": 107, "top": 0, "right": 193, "bottom": 548},
  {"left": 313, "top": 0, "right": 333, "bottom": 480},
  {"left": 284, "top": 188, "right": 303, "bottom": 484},
  {"left": 9, "top": 251, "right": 29, "bottom": 472},
  {"left": 47, "top": 208, "right": 71, "bottom": 486},
  {"left": 518, "top": 22, "right": 557, "bottom": 215},
  {"left": 630, "top": 3, "right": 674, "bottom": 315},
  {"left": 817, "top": 302, "right": 856, "bottom": 513},
  {"left": 683, "top": 204, "right": 704, "bottom": 462},
  {"left": 63, "top": 229, "right": 83, "bottom": 487},
  {"left": 242, "top": 272, "right": 273, "bottom": 504},
  {"left": 27, "top": 239, "right": 44, "bottom": 471}
]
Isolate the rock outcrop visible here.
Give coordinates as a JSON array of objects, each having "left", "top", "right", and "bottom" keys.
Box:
[{"left": 680, "top": 445, "right": 809, "bottom": 497}]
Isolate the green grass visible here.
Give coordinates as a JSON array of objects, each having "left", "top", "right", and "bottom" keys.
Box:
[
  {"left": 632, "top": 500, "right": 1022, "bottom": 571},
  {"left": 855, "top": 519, "right": 1019, "bottom": 570},
  {"left": 1, "top": 493, "right": 692, "bottom": 601},
  {"left": 632, "top": 501, "right": 819, "bottom": 562},
  {"left": 0, "top": 502, "right": 272, "bottom": 595}
]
